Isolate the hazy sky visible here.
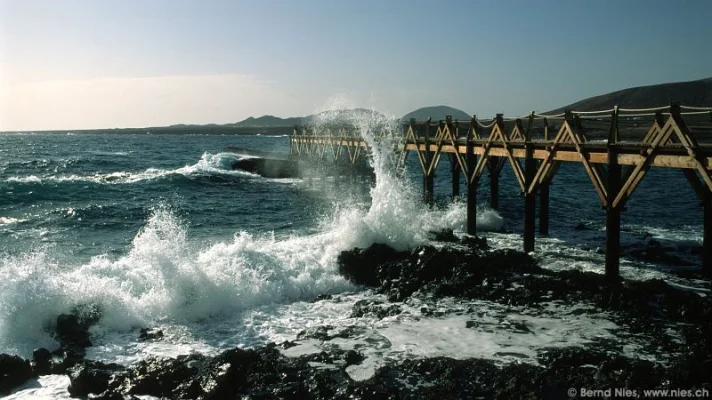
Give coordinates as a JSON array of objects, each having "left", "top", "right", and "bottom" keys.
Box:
[{"left": 1, "top": 0, "right": 711, "bottom": 131}]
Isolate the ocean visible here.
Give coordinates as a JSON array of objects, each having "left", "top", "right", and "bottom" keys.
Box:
[{"left": 1, "top": 112, "right": 709, "bottom": 398}]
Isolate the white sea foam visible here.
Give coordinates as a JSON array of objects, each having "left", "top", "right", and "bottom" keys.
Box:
[
  {"left": 0, "top": 105, "right": 492, "bottom": 358},
  {"left": 4, "top": 375, "right": 72, "bottom": 399},
  {"left": 2, "top": 152, "right": 260, "bottom": 185},
  {"left": 6, "top": 176, "right": 42, "bottom": 183},
  {"left": 0, "top": 217, "right": 27, "bottom": 225}
]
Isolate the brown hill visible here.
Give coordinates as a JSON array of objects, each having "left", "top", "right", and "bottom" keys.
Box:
[{"left": 548, "top": 77, "right": 712, "bottom": 114}]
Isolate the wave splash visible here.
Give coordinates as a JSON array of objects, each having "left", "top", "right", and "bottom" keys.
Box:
[
  {"left": 3, "top": 152, "right": 260, "bottom": 185},
  {"left": 0, "top": 104, "right": 504, "bottom": 357}
]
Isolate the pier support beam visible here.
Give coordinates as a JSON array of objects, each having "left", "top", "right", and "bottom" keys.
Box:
[
  {"left": 424, "top": 173, "right": 434, "bottom": 205},
  {"left": 452, "top": 161, "right": 460, "bottom": 200},
  {"left": 423, "top": 120, "right": 434, "bottom": 206},
  {"left": 606, "top": 149, "right": 622, "bottom": 282},
  {"left": 539, "top": 180, "right": 550, "bottom": 236},
  {"left": 523, "top": 146, "right": 536, "bottom": 253},
  {"left": 704, "top": 190, "right": 712, "bottom": 276},
  {"left": 466, "top": 141, "right": 477, "bottom": 235}
]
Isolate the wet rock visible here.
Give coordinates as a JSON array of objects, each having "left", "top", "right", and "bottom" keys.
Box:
[
  {"left": 54, "top": 337, "right": 712, "bottom": 399},
  {"left": 138, "top": 328, "right": 164, "bottom": 341},
  {"left": 339, "top": 243, "right": 539, "bottom": 302},
  {"left": 0, "top": 353, "right": 34, "bottom": 395},
  {"left": 343, "top": 350, "right": 363, "bottom": 366},
  {"left": 231, "top": 157, "right": 301, "bottom": 179},
  {"left": 297, "top": 326, "right": 334, "bottom": 341},
  {"left": 458, "top": 234, "right": 488, "bottom": 249},
  {"left": 51, "top": 303, "right": 104, "bottom": 370},
  {"left": 48, "top": 241, "right": 710, "bottom": 398},
  {"left": 31, "top": 347, "right": 52, "bottom": 376},
  {"left": 350, "top": 300, "right": 402, "bottom": 319},
  {"left": 67, "top": 360, "right": 123, "bottom": 397},
  {"left": 428, "top": 228, "right": 458, "bottom": 243},
  {"left": 337, "top": 243, "right": 407, "bottom": 287},
  {"left": 56, "top": 314, "right": 92, "bottom": 348}
]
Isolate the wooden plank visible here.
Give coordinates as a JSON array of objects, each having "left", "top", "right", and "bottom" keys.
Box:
[{"left": 298, "top": 138, "right": 712, "bottom": 170}]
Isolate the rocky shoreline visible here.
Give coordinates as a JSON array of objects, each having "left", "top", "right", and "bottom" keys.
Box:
[{"left": 2, "top": 233, "right": 710, "bottom": 399}]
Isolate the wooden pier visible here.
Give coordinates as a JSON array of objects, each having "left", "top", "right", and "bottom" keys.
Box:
[{"left": 290, "top": 104, "right": 712, "bottom": 280}]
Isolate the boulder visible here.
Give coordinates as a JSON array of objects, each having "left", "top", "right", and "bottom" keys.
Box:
[
  {"left": 0, "top": 354, "right": 33, "bottom": 395},
  {"left": 31, "top": 348, "right": 52, "bottom": 376}
]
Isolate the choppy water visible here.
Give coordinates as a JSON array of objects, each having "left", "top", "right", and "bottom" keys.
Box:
[{"left": 1, "top": 112, "right": 708, "bottom": 397}]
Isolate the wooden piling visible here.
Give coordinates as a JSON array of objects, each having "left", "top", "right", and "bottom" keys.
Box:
[
  {"left": 705, "top": 190, "right": 712, "bottom": 276},
  {"left": 449, "top": 117, "right": 460, "bottom": 200},
  {"left": 423, "top": 119, "right": 434, "bottom": 205},
  {"left": 606, "top": 148, "right": 622, "bottom": 282},
  {"left": 466, "top": 123, "right": 477, "bottom": 235},
  {"left": 605, "top": 107, "right": 621, "bottom": 282},
  {"left": 452, "top": 162, "right": 460, "bottom": 199},
  {"left": 523, "top": 115, "right": 536, "bottom": 253}
]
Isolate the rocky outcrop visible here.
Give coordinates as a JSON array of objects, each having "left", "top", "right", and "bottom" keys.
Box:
[
  {"left": 0, "top": 354, "right": 33, "bottom": 395},
  {"left": 0, "top": 304, "right": 103, "bottom": 395},
  {"left": 231, "top": 157, "right": 301, "bottom": 179},
  {"left": 53, "top": 340, "right": 707, "bottom": 399},
  {"left": 3, "top": 238, "right": 711, "bottom": 398}
]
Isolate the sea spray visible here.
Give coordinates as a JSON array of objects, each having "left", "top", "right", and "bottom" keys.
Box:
[
  {"left": 0, "top": 105, "right": 505, "bottom": 358},
  {"left": 309, "top": 102, "right": 491, "bottom": 249},
  {"left": 0, "top": 206, "right": 357, "bottom": 357}
]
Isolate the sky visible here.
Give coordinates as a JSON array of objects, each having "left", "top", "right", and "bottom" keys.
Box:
[{"left": 1, "top": 0, "right": 711, "bottom": 131}]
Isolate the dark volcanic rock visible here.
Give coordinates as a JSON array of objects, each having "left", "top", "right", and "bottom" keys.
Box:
[
  {"left": 138, "top": 328, "right": 164, "bottom": 341},
  {"left": 350, "top": 299, "right": 402, "bottom": 319},
  {"left": 31, "top": 347, "right": 52, "bottom": 376},
  {"left": 56, "top": 314, "right": 92, "bottom": 348},
  {"left": 338, "top": 243, "right": 539, "bottom": 301},
  {"left": 428, "top": 228, "right": 459, "bottom": 243},
  {"left": 56, "top": 338, "right": 711, "bottom": 400},
  {"left": 0, "top": 354, "right": 33, "bottom": 395},
  {"left": 67, "top": 360, "right": 123, "bottom": 397},
  {"left": 52, "top": 303, "right": 103, "bottom": 370},
  {"left": 337, "top": 243, "right": 408, "bottom": 287},
  {"left": 231, "top": 157, "right": 301, "bottom": 179}
]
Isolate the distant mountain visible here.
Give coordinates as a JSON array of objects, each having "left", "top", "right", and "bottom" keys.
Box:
[
  {"left": 402, "top": 106, "right": 471, "bottom": 122},
  {"left": 233, "top": 108, "right": 390, "bottom": 128},
  {"left": 548, "top": 77, "right": 712, "bottom": 114},
  {"left": 233, "top": 115, "right": 303, "bottom": 128}
]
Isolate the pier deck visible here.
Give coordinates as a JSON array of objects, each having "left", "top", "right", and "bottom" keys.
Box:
[{"left": 290, "top": 104, "right": 712, "bottom": 279}]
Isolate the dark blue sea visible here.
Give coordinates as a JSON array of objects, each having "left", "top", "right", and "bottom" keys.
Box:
[{"left": 1, "top": 117, "right": 708, "bottom": 397}]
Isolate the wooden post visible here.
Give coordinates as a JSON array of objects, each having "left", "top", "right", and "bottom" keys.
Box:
[
  {"left": 704, "top": 189, "right": 712, "bottom": 276},
  {"left": 523, "top": 114, "right": 536, "bottom": 253},
  {"left": 452, "top": 160, "right": 460, "bottom": 199},
  {"left": 605, "top": 106, "right": 621, "bottom": 282},
  {"left": 539, "top": 179, "right": 550, "bottom": 235},
  {"left": 466, "top": 116, "right": 477, "bottom": 235},
  {"left": 448, "top": 117, "right": 460, "bottom": 200},
  {"left": 423, "top": 118, "right": 434, "bottom": 205},
  {"left": 606, "top": 153, "right": 622, "bottom": 281}
]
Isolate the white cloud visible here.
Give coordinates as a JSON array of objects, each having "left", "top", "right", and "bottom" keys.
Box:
[{"left": 0, "top": 74, "right": 304, "bottom": 131}]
